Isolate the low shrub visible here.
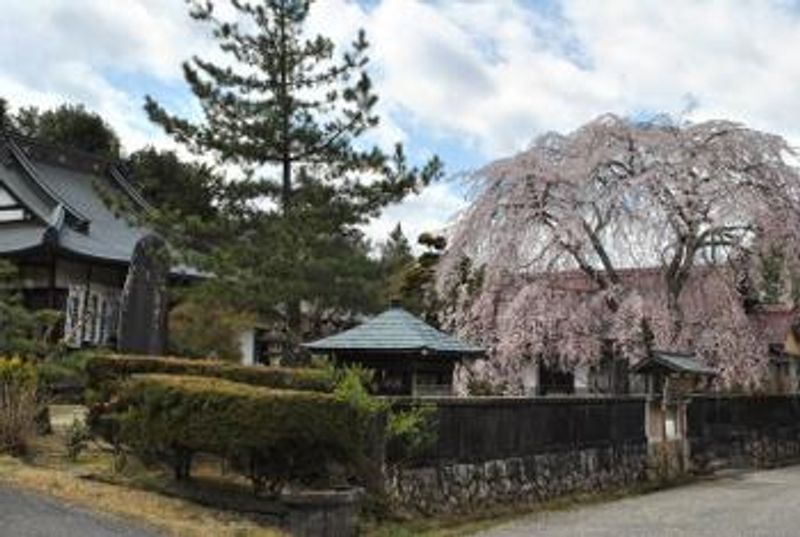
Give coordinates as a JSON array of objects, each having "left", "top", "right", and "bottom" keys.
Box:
[
  {"left": 0, "top": 358, "right": 40, "bottom": 454},
  {"left": 386, "top": 403, "right": 439, "bottom": 465},
  {"left": 466, "top": 377, "right": 508, "bottom": 396},
  {"left": 38, "top": 351, "right": 95, "bottom": 402},
  {"left": 168, "top": 300, "right": 255, "bottom": 362},
  {"left": 65, "top": 417, "right": 90, "bottom": 461},
  {"left": 95, "top": 374, "right": 379, "bottom": 492},
  {"left": 85, "top": 354, "right": 334, "bottom": 400}
]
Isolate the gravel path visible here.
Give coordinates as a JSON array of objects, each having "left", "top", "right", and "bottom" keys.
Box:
[
  {"left": 478, "top": 466, "right": 800, "bottom": 537},
  {"left": 0, "top": 485, "right": 160, "bottom": 537}
]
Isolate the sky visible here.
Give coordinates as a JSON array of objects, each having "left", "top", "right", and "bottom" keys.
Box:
[{"left": 1, "top": 0, "right": 800, "bottom": 248}]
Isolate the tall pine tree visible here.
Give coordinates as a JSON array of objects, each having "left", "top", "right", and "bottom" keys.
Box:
[
  {"left": 379, "top": 223, "right": 414, "bottom": 304},
  {"left": 145, "top": 0, "right": 442, "bottom": 353}
]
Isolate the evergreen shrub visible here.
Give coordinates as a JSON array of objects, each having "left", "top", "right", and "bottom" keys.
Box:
[
  {"left": 94, "top": 374, "right": 374, "bottom": 491},
  {"left": 386, "top": 403, "right": 438, "bottom": 465},
  {"left": 86, "top": 354, "right": 334, "bottom": 398}
]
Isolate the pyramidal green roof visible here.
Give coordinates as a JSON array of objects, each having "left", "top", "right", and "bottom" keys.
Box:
[{"left": 303, "top": 307, "right": 484, "bottom": 356}]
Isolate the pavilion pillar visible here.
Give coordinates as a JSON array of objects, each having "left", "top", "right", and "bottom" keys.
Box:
[
  {"left": 48, "top": 251, "right": 57, "bottom": 309},
  {"left": 411, "top": 361, "right": 418, "bottom": 397}
]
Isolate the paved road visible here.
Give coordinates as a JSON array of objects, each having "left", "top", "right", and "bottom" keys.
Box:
[
  {"left": 0, "top": 486, "right": 160, "bottom": 537},
  {"left": 479, "top": 466, "right": 800, "bottom": 537}
]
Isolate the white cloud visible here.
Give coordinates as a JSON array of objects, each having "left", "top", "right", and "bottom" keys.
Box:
[
  {"left": 343, "top": 0, "right": 800, "bottom": 154},
  {"left": 0, "top": 0, "right": 211, "bottom": 152},
  {"left": 0, "top": 0, "right": 209, "bottom": 81},
  {"left": 363, "top": 180, "right": 469, "bottom": 249},
  {"left": 562, "top": 0, "right": 800, "bottom": 143},
  {"left": 2, "top": 0, "right": 800, "bottom": 245}
]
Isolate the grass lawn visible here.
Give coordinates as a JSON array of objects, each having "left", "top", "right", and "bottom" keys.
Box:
[{"left": 0, "top": 405, "right": 285, "bottom": 537}]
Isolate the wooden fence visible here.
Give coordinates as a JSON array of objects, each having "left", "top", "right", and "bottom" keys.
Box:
[
  {"left": 390, "top": 396, "right": 647, "bottom": 464},
  {"left": 688, "top": 395, "right": 800, "bottom": 437},
  {"left": 687, "top": 395, "right": 800, "bottom": 466}
]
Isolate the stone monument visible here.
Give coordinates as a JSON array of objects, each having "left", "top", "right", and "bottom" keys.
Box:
[{"left": 117, "top": 234, "right": 169, "bottom": 355}]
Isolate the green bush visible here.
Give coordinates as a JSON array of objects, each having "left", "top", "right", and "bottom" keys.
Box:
[
  {"left": 386, "top": 403, "right": 438, "bottom": 465},
  {"left": 38, "top": 351, "right": 95, "bottom": 385},
  {"left": 0, "top": 260, "right": 63, "bottom": 358},
  {"left": 168, "top": 300, "right": 255, "bottom": 362},
  {"left": 95, "top": 374, "right": 378, "bottom": 492},
  {"left": 85, "top": 354, "right": 334, "bottom": 399},
  {"left": 0, "top": 358, "right": 40, "bottom": 454},
  {"left": 65, "top": 417, "right": 90, "bottom": 461},
  {"left": 37, "top": 352, "right": 96, "bottom": 404}
]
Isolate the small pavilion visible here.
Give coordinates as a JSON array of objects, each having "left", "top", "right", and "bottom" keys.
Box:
[
  {"left": 303, "top": 306, "right": 484, "bottom": 396},
  {"left": 632, "top": 350, "right": 716, "bottom": 398},
  {"left": 632, "top": 350, "right": 715, "bottom": 445}
]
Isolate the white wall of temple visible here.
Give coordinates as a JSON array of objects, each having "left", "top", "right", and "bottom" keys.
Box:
[
  {"left": 520, "top": 362, "right": 539, "bottom": 395},
  {"left": 62, "top": 281, "right": 122, "bottom": 348},
  {"left": 14, "top": 257, "right": 126, "bottom": 348},
  {"left": 574, "top": 364, "right": 590, "bottom": 394},
  {"left": 520, "top": 362, "right": 589, "bottom": 395},
  {"left": 238, "top": 328, "right": 256, "bottom": 365}
]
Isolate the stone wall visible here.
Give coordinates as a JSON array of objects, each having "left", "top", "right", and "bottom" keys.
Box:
[{"left": 386, "top": 442, "right": 649, "bottom": 515}]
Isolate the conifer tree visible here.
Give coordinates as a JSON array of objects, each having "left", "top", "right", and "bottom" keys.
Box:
[
  {"left": 379, "top": 223, "right": 414, "bottom": 306},
  {"left": 127, "top": 147, "right": 223, "bottom": 221},
  {"left": 13, "top": 103, "right": 121, "bottom": 158},
  {"left": 145, "top": 0, "right": 442, "bottom": 350}
]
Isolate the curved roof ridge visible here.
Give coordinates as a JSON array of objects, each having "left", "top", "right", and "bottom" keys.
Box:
[
  {"left": 108, "top": 164, "right": 153, "bottom": 213},
  {"left": 4, "top": 130, "right": 120, "bottom": 170},
  {"left": 5, "top": 136, "right": 91, "bottom": 229}
]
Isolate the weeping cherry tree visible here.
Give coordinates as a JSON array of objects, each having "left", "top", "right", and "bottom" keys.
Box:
[{"left": 439, "top": 114, "right": 800, "bottom": 392}]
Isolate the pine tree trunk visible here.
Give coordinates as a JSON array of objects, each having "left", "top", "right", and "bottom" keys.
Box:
[
  {"left": 282, "top": 157, "right": 291, "bottom": 209},
  {"left": 277, "top": 5, "right": 300, "bottom": 360}
]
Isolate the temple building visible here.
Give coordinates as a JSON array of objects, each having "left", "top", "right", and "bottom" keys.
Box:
[
  {"left": 0, "top": 133, "right": 197, "bottom": 349},
  {"left": 304, "top": 306, "right": 484, "bottom": 396}
]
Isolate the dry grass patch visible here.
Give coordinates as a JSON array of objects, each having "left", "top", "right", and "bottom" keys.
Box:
[
  {"left": 0, "top": 456, "right": 284, "bottom": 537},
  {"left": 0, "top": 405, "right": 285, "bottom": 537}
]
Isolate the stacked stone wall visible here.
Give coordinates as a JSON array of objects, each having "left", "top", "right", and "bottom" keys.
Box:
[{"left": 387, "top": 442, "right": 648, "bottom": 515}]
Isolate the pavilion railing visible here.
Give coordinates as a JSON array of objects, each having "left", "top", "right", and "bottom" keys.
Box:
[{"left": 414, "top": 384, "right": 453, "bottom": 397}]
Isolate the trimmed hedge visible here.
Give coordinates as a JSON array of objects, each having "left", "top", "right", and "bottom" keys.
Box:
[
  {"left": 86, "top": 354, "right": 334, "bottom": 395},
  {"left": 94, "top": 374, "right": 375, "bottom": 490}
]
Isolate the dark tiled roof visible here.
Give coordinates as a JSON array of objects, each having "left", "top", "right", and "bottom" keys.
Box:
[
  {"left": 35, "top": 162, "right": 149, "bottom": 262},
  {"left": 0, "top": 223, "right": 46, "bottom": 254},
  {"left": 0, "top": 135, "right": 150, "bottom": 265},
  {"left": 632, "top": 350, "right": 716, "bottom": 376},
  {"left": 303, "top": 307, "right": 484, "bottom": 356}
]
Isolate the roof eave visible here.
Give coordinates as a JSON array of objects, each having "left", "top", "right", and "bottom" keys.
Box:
[
  {"left": 632, "top": 356, "right": 716, "bottom": 376},
  {"left": 303, "top": 345, "right": 483, "bottom": 357}
]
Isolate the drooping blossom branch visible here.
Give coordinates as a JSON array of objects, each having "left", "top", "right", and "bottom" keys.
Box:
[{"left": 440, "top": 114, "right": 800, "bottom": 392}]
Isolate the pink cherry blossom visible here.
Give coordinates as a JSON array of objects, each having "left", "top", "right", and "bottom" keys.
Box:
[{"left": 439, "top": 115, "right": 800, "bottom": 393}]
